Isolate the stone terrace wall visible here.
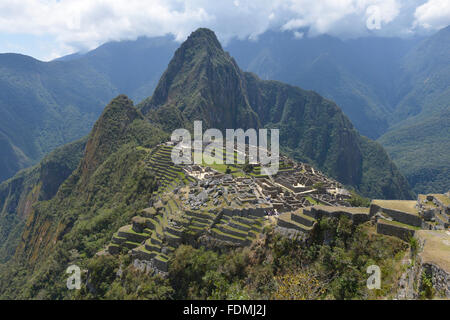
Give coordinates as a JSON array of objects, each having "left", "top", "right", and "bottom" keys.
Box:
[
  {"left": 422, "top": 262, "right": 450, "bottom": 298},
  {"left": 305, "top": 206, "right": 370, "bottom": 224},
  {"left": 222, "top": 207, "right": 266, "bottom": 218},
  {"left": 370, "top": 204, "right": 423, "bottom": 227},
  {"left": 376, "top": 222, "right": 415, "bottom": 242}
]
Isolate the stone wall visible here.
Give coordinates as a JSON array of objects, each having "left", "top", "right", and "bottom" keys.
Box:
[
  {"left": 422, "top": 262, "right": 450, "bottom": 298},
  {"left": 370, "top": 204, "right": 422, "bottom": 227},
  {"left": 222, "top": 207, "right": 266, "bottom": 218},
  {"left": 277, "top": 217, "right": 311, "bottom": 233},
  {"left": 210, "top": 230, "right": 250, "bottom": 245},
  {"left": 153, "top": 257, "right": 168, "bottom": 272},
  {"left": 307, "top": 207, "right": 370, "bottom": 224},
  {"left": 291, "top": 213, "right": 315, "bottom": 227},
  {"left": 376, "top": 222, "right": 415, "bottom": 242},
  {"left": 118, "top": 229, "right": 149, "bottom": 243}
]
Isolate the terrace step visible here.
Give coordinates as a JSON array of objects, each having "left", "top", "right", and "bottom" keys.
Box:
[
  {"left": 122, "top": 241, "right": 141, "bottom": 249},
  {"left": 277, "top": 214, "right": 314, "bottom": 232},
  {"left": 165, "top": 226, "right": 184, "bottom": 237},
  {"left": 150, "top": 235, "right": 162, "bottom": 246},
  {"left": 234, "top": 215, "right": 262, "bottom": 226},
  {"left": 188, "top": 225, "right": 207, "bottom": 233},
  {"left": 376, "top": 219, "right": 418, "bottom": 241},
  {"left": 132, "top": 246, "right": 157, "bottom": 261},
  {"left": 117, "top": 225, "right": 151, "bottom": 243},
  {"left": 210, "top": 228, "right": 250, "bottom": 245},
  {"left": 435, "top": 212, "right": 450, "bottom": 228},
  {"left": 291, "top": 210, "right": 316, "bottom": 227},
  {"left": 191, "top": 215, "right": 210, "bottom": 224},
  {"left": 228, "top": 219, "right": 252, "bottom": 232},
  {"left": 186, "top": 210, "right": 215, "bottom": 221},
  {"left": 164, "top": 232, "right": 182, "bottom": 246},
  {"left": 216, "top": 223, "right": 249, "bottom": 238},
  {"left": 144, "top": 239, "right": 161, "bottom": 252},
  {"left": 111, "top": 234, "right": 127, "bottom": 245}
]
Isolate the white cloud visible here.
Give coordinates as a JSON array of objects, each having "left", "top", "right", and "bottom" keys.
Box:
[
  {"left": 414, "top": 0, "right": 450, "bottom": 29},
  {"left": 293, "top": 31, "right": 304, "bottom": 39},
  {"left": 0, "top": 0, "right": 448, "bottom": 60}
]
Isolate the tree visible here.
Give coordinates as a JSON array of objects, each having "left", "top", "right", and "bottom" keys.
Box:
[{"left": 273, "top": 271, "right": 325, "bottom": 300}]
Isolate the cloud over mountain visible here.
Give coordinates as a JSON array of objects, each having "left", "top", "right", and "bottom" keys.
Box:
[{"left": 0, "top": 0, "right": 449, "bottom": 60}]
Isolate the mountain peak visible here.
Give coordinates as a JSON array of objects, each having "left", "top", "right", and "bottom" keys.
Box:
[
  {"left": 140, "top": 28, "right": 260, "bottom": 130},
  {"left": 80, "top": 94, "right": 142, "bottom": 181},
  {"left": 184, "top": 28, "right": 223, "bottom": 50}
]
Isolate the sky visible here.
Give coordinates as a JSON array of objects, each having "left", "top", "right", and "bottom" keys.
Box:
[{"left": 0, "top": 0, "right": 449, "bottom": 61}]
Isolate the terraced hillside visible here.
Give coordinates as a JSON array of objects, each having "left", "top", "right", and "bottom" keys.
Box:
[
  {"left": 104, "top": 137, "right": 356, "bottom": 273},
  {"left": 144, "top": 143, "right": 194, "bottom": 192},
  {"left": 107, "top": 186, "right": 265, "bottom": 272}
]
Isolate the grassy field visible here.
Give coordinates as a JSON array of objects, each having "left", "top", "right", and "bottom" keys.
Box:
[
  {"left": 416, "top": 230, "right": 450, "bottom": 273},
  {"left": 372, "top": 200, "right": 419, "bottom": 215},
  {"left": 305, "top": 196, "right": 319, "bottom": 205},
  {"left": 432, "top": 194, "right": 450, "bottom": 206}
]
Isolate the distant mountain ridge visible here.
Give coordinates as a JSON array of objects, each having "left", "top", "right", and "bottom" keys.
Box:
[
  {"left": 378, "top": 26, "right": 450, "bottom": 194},
  {"left": 0, "top": 36, "right": 176, "bottom": 183}
]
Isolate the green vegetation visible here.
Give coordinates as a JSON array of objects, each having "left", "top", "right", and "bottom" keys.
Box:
[
  {"left": 59, "top": 215, "right": 405, "bottom": 300},
  {"left": 378, "top": 219, "right": 421, "bottom": 231},
  {"left": 348, "top": 191, "right": 371, "bottom": 207},
  {"left": 0, "top": 137, "right": 87, "bottom": 263},
  {"left": 377, "top": 27, "right": 450, "bottom": 194},
  {"left": 420, "top": 271, "right": 434, "bottom": 299},
  {"left": 305, "top": 196, "right": 319, "bottom": 205},
  {"left": 0, "top": 36, "right": 177, "bottom": 184},
  {"left": 0, "top": 95, "right": 166, "bottom": 299}
]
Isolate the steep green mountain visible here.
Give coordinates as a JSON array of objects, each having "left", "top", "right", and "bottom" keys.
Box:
[
  {"left": 226, "top": 32, "right": 418, "bottom": 139},
  {"left": 0, "top": 53, "right": 116, "bottom": 182},
  {"left": 378, "top": 26, "right": 450, "bottom": 194},
  {"left": 140, "top": 28, "right": 413, "bottom": 200},
  {"left": 0, "top": 36, "right": 175, "bottom": 184},
  {"left": 0, "top": 137, "right": 87, "bottom": 262},
  {"left": 0, "top": 95, "right": 167, "bottom": 298},
  {"left": 140, "top": 29, "right": 260, "bottom": 131},
  {"left": 0, "top": 132, "right": 31, "bottom": 182}
]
